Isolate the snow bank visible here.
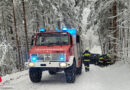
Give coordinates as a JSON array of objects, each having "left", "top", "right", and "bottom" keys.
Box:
[
  {"left": 1, "top": 63, "right": 130, "bottom": 90},
  {"left": 94, "top": 63, "right": 130, "bottom": 90},
  {"left": 0, "top": 41, "right": 17, "bottom": 76},
  {"left": 2, "top": 70, "right": 28, "bottom": 84}
]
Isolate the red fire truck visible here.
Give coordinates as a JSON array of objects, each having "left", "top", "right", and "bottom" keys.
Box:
[{"left": 26, "top": 27, "right": 83, "bottom": 83}]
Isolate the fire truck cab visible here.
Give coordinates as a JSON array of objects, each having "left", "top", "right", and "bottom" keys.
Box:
[{"left": 26, "top": 27, "right": 82, "bottom": 83}]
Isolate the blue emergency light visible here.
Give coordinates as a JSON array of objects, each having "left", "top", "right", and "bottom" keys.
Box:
[
  {"left": 59, "top": 54, "right": 65, "bottom": 61},
  {"left": 62, "top": 27, "right": 68, "bottom": 31},
  {"left": 40, "top": 28, "right": 45, "bottom": 32},
  {"left": 31, "top": 56, "right": 37, "bottom": 62},
  {"left": 67, "top": 29, "right": 76, "bottom": 36},
  {"left": 56, "top": 28, "right": 60, "bottom": 31},
  {"left": 60, "top": 57, "right": 64, "bottom": 60},
  {"left": 62, "top": 26, "right": 76, "bottom": 36},
  {"left": 31, "top": 54, "right": 37, "bottom": 62}
]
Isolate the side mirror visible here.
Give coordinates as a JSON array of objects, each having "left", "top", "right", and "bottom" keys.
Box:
[
  {"left": 31, "top": 35, "right": 34, "bottom": 46},
  {"left": 76, "top": 35, "right": 80, "bottom": 43},
  {"left": 70, "top": 35, "right": 73, "bottom": 45}
]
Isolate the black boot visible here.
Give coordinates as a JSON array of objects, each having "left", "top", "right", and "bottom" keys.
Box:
[{"left": 85, "top": 68, "right": 89, "bottom": 72}]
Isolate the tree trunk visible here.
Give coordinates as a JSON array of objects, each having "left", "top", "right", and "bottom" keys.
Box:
[
  {"left": 22, "top": 0, "right": 29, "bottom": 58},
  {"left": 11, "top": 0, "right": 21, "bottom": 70},
  {"left": 112, "top": 1, "right": 117, "bottom": 62},
  {"left": 127, "top": 0, "right": 130, "bottom": 63}
]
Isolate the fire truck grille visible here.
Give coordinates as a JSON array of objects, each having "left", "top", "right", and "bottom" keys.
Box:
[{"left": 37, "top": 53, "right": 65, "bottom": 62}]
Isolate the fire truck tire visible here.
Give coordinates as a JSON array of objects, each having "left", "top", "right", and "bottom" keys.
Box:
[
  {"left": 29, "top": 68, "right": 42, "bottom": 83},
  {"left": 76, "top": 62, "right": 82, "bottom": 75},
  {"left": 65, "top": 60, "right": 76, "bottom": 83},
  {"left": 48, "top": 70, "right": 56, "bottom": 75}
]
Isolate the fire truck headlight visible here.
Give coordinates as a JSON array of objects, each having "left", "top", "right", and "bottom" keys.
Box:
[
  {"left": 29, "top": 63, "right": 35, "bottom": 67},
  {"left": 59, "top": 63, "right": 67, "bottom": 68}
]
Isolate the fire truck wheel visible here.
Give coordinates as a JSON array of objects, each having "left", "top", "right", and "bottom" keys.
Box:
[
  {"left": 29, "top": 68, "right": 42, "bottom": 83},
  {"left": 48, "top": 70, "right": 56, "bottom": 75},
  {"left": 76, "top": 61, "right": 82, "bottom": 75},
  {"left": 65, "top": 60, "right": 76, "bottom": 83}
]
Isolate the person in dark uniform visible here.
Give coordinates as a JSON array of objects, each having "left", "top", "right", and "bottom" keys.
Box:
[
  {"left": 103, "top": 54, "right": 112, "bottom": 65},
  {"left": 98, "top": 54, "right": 112, "bottom": 66},
  {"left": 107, "top": 54, "right": 112, "bottom": 65},
  {"left": 98, "top": 55, "right": 104, "bottom": 66},
  {"left": 83, "top": 48, "right": 91, "bottom": 72},
  {"left": 90, "top": 54, "right": 100, "bottom": 65}
]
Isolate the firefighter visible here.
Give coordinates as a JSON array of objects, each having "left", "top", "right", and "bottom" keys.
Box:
[
  {"left": 98, "top": 54, "right": 112, "bottom": 66},
  {"left": 106, "top": 54, "right": 112, "bottom": 65},
  {"left": 94, "top": 54, "right": 101, "bottom": 65},
  {"left": 98, "top": 55, "right": 104, "bottom": 66},
  {"left": 83, "top": 48, "right": 91, "bottom": 72},
  {"left": 90, "top": 54, "right": 100, "bottom": 65}
]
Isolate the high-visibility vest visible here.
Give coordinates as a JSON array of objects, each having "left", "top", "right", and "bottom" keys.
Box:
[
  {"left": 84, "top": 59, "right": 90, "bottom": 61},
  {"left": 84, "top": 53, "right": 90, "bottom": 56},
  {"left": 99, "top": 61, "right": 104, "bottom": 63},
  {"left": 99, "top": 57, "right": 103, "bottom": 59}
]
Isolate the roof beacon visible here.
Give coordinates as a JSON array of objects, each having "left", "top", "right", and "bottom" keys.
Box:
[{"left": 40, "top": 28, "right": 45, "bottom": 32}]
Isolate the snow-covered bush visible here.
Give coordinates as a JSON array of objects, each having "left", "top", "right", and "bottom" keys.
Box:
[{"left": 0, "top": 41, "right": 17, "bottom": 76}]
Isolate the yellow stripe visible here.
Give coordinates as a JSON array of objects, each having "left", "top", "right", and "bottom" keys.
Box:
[
  {"left": 99, "top": 57, "right": 103, "bottom": 59},
  {"left": 84, "top": 59, "right": 90, "bottom": 61},
  {"left": 99, "top": 61, "right": 104, "bottom": 63},
  {"left": 84, "top": 54, "right": 90, "bottom": 56}
]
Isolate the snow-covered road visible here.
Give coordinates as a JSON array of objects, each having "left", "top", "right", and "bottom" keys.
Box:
[{"left": 1, "top": 63, "right": 130, "bottom": 90}]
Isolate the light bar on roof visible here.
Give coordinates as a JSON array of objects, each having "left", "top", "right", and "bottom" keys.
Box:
[
  {"left": 62, "top": 27, "right": 68, "bottom": 31},
  {"left": 67, "top": 29, "right": 76, "bottom": 36},
  {"left": 56, "top": 28, "right": 60, "bottom": 31},
  {"left": 40, "top": 28, "right": 45, "bottom": 32}
]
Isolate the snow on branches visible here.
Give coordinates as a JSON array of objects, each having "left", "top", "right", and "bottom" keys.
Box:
[{"left": 0, "top": 40, "right": 17, "bottom": 76}]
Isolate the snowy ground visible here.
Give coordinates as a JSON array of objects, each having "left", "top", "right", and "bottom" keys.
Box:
[{"left": 1, "top": 63, "right": 130, "bottom": 90}]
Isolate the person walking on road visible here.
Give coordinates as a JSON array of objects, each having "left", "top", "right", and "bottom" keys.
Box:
[{"left": 83, "top": 48, "right": 91, "bottom": 72}]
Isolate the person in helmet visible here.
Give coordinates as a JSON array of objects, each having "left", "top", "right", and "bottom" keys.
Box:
[
  {"left": 90, "top": 53, "right": 101, "bottom": 65},
  {"left": 83, "top": 48, "right": 91, "bottom": 72},
  {"left": 98, "top": 55, "right": 106, "bottom": 66},
  {"left": 105, "top": 53, "right": 112, "bottom": 65},
  {"left": 98, "top": 53, "right": 112, "bottom": 66}
]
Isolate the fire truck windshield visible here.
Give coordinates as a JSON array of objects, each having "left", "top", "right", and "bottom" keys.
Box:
[{"left": 36, "top": 32, "right": 69, "bottom": 46}]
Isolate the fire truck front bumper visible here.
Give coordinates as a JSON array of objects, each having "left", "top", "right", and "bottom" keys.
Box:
[{"left": 25, "top": 56, "right": 74, "bottom": 68}]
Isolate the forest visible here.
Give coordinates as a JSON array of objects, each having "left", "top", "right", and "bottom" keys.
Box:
[{"left": 0, "top": 0, "right": 130, "bottom": 76}]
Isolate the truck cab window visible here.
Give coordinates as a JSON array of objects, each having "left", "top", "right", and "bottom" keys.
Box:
[{"left": 36, "top": 32, "right": 69, "bottom": 46}]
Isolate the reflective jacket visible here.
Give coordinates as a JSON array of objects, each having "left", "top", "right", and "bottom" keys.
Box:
[
  {"left": 99, "top": 57, "right": 104, "bottom": 63},
  {"left": 83, "top": 50, "right": 91, "bottom": 62}
]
